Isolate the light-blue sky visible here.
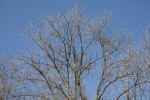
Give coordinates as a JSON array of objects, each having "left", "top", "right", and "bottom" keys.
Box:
[{"left": 1, "top": 0, "right": 150, "bottom": 56}]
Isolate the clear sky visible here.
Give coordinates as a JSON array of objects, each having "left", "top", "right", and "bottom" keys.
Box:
[{"left": 1, "top": 0, "right": 150, "bottom": 56}]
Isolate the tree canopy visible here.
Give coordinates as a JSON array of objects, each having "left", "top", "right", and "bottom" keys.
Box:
[{"left": 0, "top": 7, "right": 150, "bottom": 100}]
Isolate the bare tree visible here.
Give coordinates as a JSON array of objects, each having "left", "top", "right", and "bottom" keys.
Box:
[
  {"left": 145, "top": 27, "right": 150, "bottom": 100},
  {"left": 18, "top": 7, "right": 131, "bottom": 100},
  {"left": 0, "top": 56, "right": 22, "bottom": 100},
  {"left": 1, "top": 7, "right": 149, "bottom": 100},
  {"left": 19, "top": 7, "right": 97, "bottom": 100},
  {"left": 114, "top": 39, "right": 149, "bottom": 100}
]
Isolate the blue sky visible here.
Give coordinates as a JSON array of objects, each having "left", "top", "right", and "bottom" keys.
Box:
[{"left": 1, "top": 0, "right": 150, "bottom": 56}]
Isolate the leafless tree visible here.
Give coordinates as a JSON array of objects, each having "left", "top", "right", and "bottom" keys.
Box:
[
  {"left": 18, "top": 7, "right": 132, "bottom": 100},
  {"left": 113, "top": 38, "right": 149, "bottom": 100},
  {"left": 1, "top": 7, "right": 150, "bottom": 100},
  {"left": 145, "top": 27, "right": 150, "bottom": 100},
  {"left": 0, "top": 56, "right": 23, "bottom": 100}
]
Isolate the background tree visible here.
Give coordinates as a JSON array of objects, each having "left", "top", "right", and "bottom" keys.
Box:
[{"left": 0, "top": 56, "right": 22, "bottom": 100}]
